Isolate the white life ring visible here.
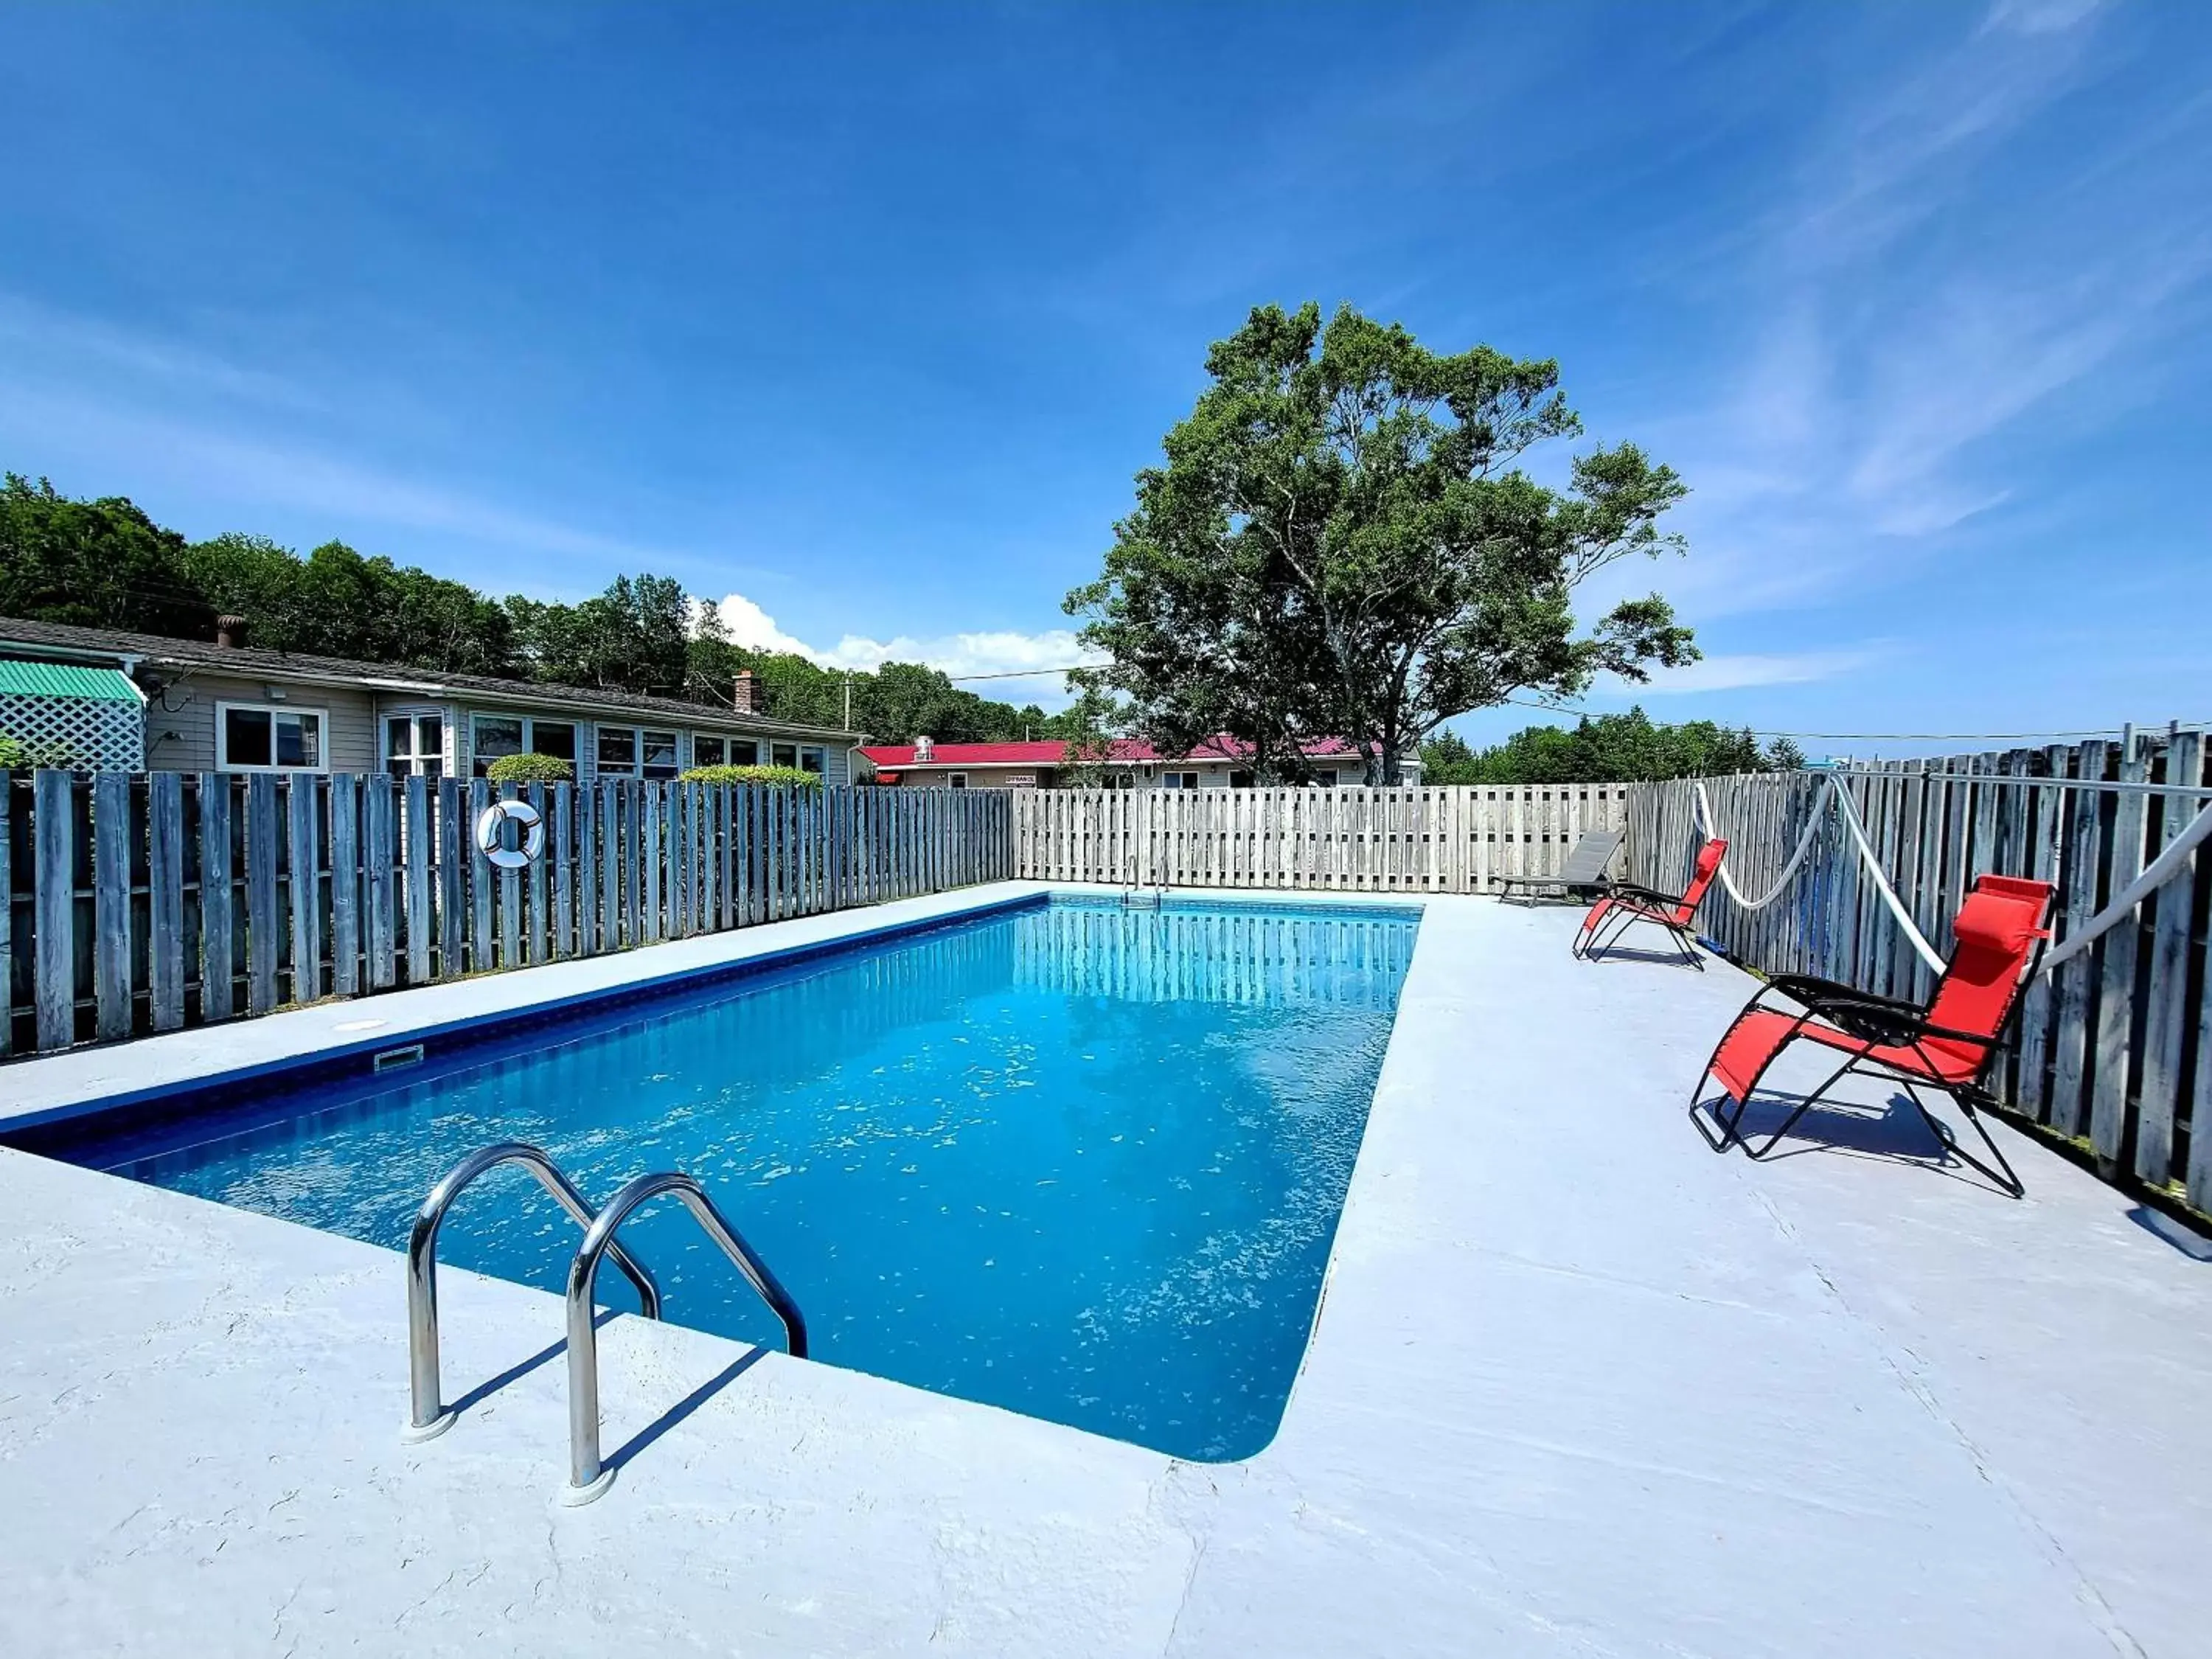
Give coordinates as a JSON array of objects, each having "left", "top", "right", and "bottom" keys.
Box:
[{"left": 475, "top": 798, "right": 546, "bottom": 869}]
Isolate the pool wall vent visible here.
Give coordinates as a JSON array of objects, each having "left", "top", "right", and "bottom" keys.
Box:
[{"left": 373, "top": 1043, "right": 428, "bottom": 1073}]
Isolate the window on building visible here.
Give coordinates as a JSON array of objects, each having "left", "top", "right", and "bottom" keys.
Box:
[
  {"left": 1228, "top": 770, "right": 1255, "bottom": 789},
  {"left": 597, "top": 726, "right": 636, "bottom": 774},
  {"left": 1163, "top": 771, "right": 1199, "bottom": 790},
  {"left": 534, "top": 720, "right": 577, "bottom": 764},
  {"left": 799, "top": 746, "right": 825, "bottom": 775},
  {"left": 692, "top": 734, "right": 725, "bottom": 768},
  {"left": 469, "top": 713, "right": 577, "bottom": 776},
  {"left": 471, "top": 714, "right": 524, "bottom": 776},
  {"left": 641, "top": 729, "right": 678, "bottom": 779},
  {"left": 219, "top": 703, "right": 325, "bottom": 771},
  {"left": 771, "top": 741, "right": 799, "bottom": 768},
  {"left": 1312, "top": 770, "right": 1338, "bottom": 787},
  {"left": 947, "top": 772, "right": 969, "bottom": 789},
  {"left": 384, "top": 712, "right": 444, "bottom": 779}
]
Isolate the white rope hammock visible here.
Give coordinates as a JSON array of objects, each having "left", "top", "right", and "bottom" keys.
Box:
[{"left": 1688, "top": 772, "right": 2212, "bottom": 980}]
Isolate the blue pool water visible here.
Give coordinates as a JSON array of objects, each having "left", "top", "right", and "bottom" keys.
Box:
[{"left": 23, "top": 895, "right": 1419, "bottom": 1460}]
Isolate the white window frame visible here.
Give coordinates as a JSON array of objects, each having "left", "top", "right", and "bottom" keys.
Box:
[
  {"left": 947, "top": 772, "right": 969, "bottom": 789},
  {"left": 691, "top": 731, "right": 763, "bottom": 769},
  {"left": 798, "top": 745, "right": 826, "bottom": 776},
  {"left": 470, "top": 711, "right": 580, "bottom": 777},
  {"left": 216, "top": 700, "right": 331, "bottom": 773},
  {"left": 595, "top": 723, "right": 681, "bottom": 780},
  {"left": 381, "top": 706, "right": 451, "bottom": 779}
]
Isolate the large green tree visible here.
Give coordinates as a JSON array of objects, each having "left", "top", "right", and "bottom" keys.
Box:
[
  {"left": 0, "top": 474, "right": 213, "bottom": 636},
  {"left": 1067, "top": 304, "right": 1698, "bottom": 783}
]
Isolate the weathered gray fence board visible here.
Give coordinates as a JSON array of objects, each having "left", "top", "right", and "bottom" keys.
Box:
[
  {"left": 198, "top": 773, "right": 234, "bottom": 1020},
  {"left": 92, "top": 771, "right": 131, "bottom": 1041},
  {"left": 33, "top": 771, "right": 74, "bottom": 1049},
  {"left": 2090, "top": 734, "right": 2150, "bottom": 1166},
  {"left": 434, "top": 778, "right": 462, "bottom": 978},
  {"left": 406, "top": 776, "right": 433, "bottom": 987},
  {"left": 147, "top": 771, "right": 187, "bottom": 1032},
  {"left": 2137, "top": 728, "right": 2202, "bottom": 1183},
  {"left": 364, "top": 776, "right": 396, "bottom": 991},
  {"left": 244, "top": 774, "right": 280, "bottom": 1016},
  {"left": 330, "top": 773, "right": 360, "bottom": 998},
  {"left": 288, "top": 775, "right": 320, "bottom": 1004}
]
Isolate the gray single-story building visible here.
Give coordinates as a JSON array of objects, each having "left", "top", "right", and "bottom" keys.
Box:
[{"left": 0, "top": 616, "right": 862, "bottom": 782}]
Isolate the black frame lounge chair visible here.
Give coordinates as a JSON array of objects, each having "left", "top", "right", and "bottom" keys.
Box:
[
  {"left": 1570, "top": 838, "right": 1727, "bottom": 970},
  {"left": 1497, "top": 829, "right": 1624, "bottom": 905},
  {"left": 1687, "top": 874, "right": 2055, "bottom": 1196}
]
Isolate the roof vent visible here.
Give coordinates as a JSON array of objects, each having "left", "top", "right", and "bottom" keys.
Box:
[
  {"left": 215, "top": 614, "right": 248, "bottom": 649},
  {"left": 915, "top": 736, "right": 934, "bottom": 763}
]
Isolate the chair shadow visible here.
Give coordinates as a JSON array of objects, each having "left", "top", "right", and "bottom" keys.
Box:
[
  {"left": 1587, "top": 943, "right": 1701, "bottom": 969},
  {"left": 1700, "top": 1088, "right": 2006, "bottom": 1194},
  {"left": 604, "top": 1346, "right": 772, "bottom": 1476},
  {"left": 2126, "top": 1205, "right": 2212, "bottom": 1263}
]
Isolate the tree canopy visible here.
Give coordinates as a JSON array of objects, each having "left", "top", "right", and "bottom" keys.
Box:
[
  {"left": 1419, "top": 709, "right": 1804, "bottom": 784},
  {"left": 0, "top": 472, "right": 1077, "bottom": 742},
  {"left": 1066, "top": 304, "right": 1697, "bottom": 783}
]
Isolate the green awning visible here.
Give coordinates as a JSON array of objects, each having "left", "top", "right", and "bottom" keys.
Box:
[{"left": 0, "top": 661, "right": 143, "bottom": 703}]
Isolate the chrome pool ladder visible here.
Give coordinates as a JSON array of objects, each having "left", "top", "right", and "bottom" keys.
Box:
[{"left": 403, "top": 1141, "right": 807, "bottom": 1507}]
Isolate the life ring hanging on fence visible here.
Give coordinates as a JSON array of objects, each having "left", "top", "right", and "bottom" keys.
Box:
[{"left": 475, "top": 798, "right": 546, "bottom": 870}]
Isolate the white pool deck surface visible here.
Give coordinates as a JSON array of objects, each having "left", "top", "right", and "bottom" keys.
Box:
[{"left": 3, "top": 883, "right": 2210, "bottom": 1658}]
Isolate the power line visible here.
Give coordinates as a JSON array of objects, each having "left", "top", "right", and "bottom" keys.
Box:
[{"left": 939, "top": 665, "right": 1101, "bottom": 683}]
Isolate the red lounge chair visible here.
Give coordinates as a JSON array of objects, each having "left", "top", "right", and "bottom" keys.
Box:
[
  {"left": 1571, "top": 838, "right": 1727, "bottom": 970},
  {"left": 1688, "top": 873, "right": 2054, "bottom": 1196}
]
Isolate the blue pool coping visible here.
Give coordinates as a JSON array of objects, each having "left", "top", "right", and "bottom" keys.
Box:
[{"left": 0, "top": 883, "right": 1427, "bottom": 1139}]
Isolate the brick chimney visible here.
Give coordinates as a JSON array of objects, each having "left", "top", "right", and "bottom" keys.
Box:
[
  {"left": 732, "top": 669, "right": 759, "bottom": 714},
  {"left": 215, "top": 614, "right": 248, "bottom": 649}
]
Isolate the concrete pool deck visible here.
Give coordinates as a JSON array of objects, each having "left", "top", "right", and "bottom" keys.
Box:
[{"left": 2, "top": 887, "right": 2208, "bottom": 1656}]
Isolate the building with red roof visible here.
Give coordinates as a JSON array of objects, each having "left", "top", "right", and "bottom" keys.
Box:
[{"left": 855, "top": 734, "right": 1419, "bottom": 790}]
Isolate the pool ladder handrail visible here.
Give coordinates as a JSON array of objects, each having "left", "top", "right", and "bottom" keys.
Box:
[
  {"left": 562, "top": 1170, "right": 808, "bottom": 1504},
  {"left": 404, "top": 1141, "right": 664, "bottom": 1443}
]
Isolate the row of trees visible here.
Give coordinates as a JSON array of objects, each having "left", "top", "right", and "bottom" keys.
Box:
[
  {"left": 1419, "top": 709, "right": 1804, "bottom": 785},
  {"left": 0, "top": 474, "right": 1074, "bottom": 743}
]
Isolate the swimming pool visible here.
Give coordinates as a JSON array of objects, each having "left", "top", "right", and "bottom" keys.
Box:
[{"left": 15, "top": 893, "right": 1420, "bottom": 1460}]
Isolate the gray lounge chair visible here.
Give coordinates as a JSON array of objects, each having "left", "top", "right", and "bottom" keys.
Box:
[{"left": 1496, "top": 829, "right": 1623, "bottom": 905}]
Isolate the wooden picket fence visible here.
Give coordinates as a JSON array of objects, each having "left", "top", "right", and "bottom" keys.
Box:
[
  {"left": 1013, "top": 785, "right": 1632, "bottom": 892},
  {"left": 0, "top": 771, "right": 1013, "bottom": 1055},
  {"left": 1628, "top": 724, "right": 2212, "bottom": 1213}
]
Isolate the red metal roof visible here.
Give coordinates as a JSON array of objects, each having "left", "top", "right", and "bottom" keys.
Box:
[{"left": 857, "top": 735, "right": 1363, "bottom": 768}]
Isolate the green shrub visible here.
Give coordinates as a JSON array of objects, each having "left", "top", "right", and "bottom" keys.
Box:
[
  {"left": 0, "top": 734, "right": 74, "bottom": 771},
  {"left": 484, "top": 751, "right": 575, "bottom": 785},
  {"left": 679, "top": 763, "right": 822, "bottom": 787}
]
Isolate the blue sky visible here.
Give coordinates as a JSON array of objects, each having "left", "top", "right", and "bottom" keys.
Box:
[{"left": 2, "top": 1, "right": 2207, "bottom": 754}]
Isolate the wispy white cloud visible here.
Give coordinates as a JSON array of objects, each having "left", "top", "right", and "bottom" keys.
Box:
[
  {"left": 1605, "top": 645, "right": 1886, "bottom": 697},
  {"left": 1636, "top": 0, "right": 2210, "bottom": 620},
  {"left": 712, "top": 590, "right": 1102, "bottom": 705}
]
